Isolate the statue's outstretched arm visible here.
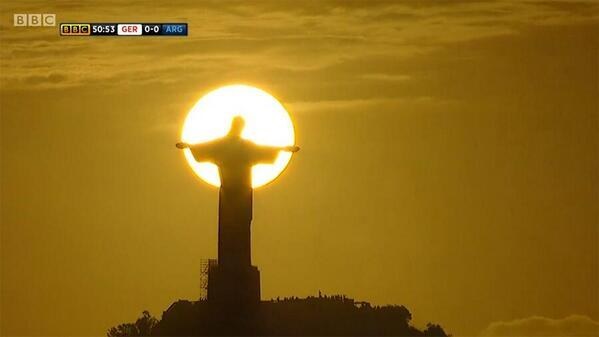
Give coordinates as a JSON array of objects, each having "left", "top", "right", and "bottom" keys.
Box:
[
  {"left": 176, "top": 140, "right": 219, "bottom": 150},
  {"left": 177, "top": 140, "right": 220, "bottom": 163},
  {"left": 260, "top": 144, "right": 300, "bottom": 153},
  {"left": 252, "top": 144, "right": 299, "bottom": 164},
  {"left": 282, "top": 145, "right": 300, "bottom": 153}
]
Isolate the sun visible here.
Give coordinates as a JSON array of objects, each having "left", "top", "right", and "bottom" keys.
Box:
[{"left": 181, "top": 85, "right": 296, "bottom": 188}]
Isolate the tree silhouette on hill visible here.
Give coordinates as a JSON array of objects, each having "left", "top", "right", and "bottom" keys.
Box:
[{"left": 108, "top": 311, "right": 158, "bottom": 337}]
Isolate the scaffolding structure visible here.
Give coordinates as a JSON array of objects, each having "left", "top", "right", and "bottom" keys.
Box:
[{"left": 199, "top": 259, "right": 217, "bottom": 300}]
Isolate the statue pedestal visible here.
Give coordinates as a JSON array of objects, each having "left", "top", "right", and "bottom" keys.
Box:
[{"left": 207, "top": 263, "right": 261, "bottom": 306}]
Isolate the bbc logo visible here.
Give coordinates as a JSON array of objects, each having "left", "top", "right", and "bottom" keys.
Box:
[
  {"left": 14, "top": 14, "right": 56, "bottom": 27},
  {"left": 60, "top": 24, "right": 90, "bottom": 36}
]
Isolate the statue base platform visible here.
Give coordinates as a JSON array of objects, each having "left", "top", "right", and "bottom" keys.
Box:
[{"left": 207, "top": 263, "right": 261, "bottom": 307}]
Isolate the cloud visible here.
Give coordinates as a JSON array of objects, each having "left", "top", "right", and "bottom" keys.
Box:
[
  {"left": 480, "top": 315, "right": 599, "bottom": 336},
  {"left": 360, "top": 74, "right": 411, "bottom": 82},
  {"left": 286, "top": 96, "right": 455, "bottom": 115},
  {"left": 0, "top": 0, "right": 597, "bottom": 90},
  {"left": 23, "top": 72, "right": 68, "bottom": 85}
]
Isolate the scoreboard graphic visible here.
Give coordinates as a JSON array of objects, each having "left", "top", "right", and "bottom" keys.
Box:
[{"left": 60, "top": 23, "right": 187, "bottom": 36}]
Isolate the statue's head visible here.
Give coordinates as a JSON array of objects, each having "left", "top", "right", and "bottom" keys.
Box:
[{"left": 229, "top": 116, "right": 246, "bottom": 137}]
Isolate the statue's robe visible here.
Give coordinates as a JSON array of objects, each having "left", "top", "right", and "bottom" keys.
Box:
[{"left": 189, "top": 137, "right": 279, "bottom": 269}]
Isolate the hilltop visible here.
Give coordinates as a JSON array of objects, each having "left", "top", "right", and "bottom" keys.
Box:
[{"left": 108, "top": 294, "right": 449, "bottom": 336}]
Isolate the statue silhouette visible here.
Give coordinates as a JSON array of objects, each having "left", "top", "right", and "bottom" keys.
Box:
[{"left": 176, "top": 116, "right": 299, "bottom": 305}]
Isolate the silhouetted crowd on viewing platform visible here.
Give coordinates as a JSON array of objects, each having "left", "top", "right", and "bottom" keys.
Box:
[{"left": 270, "top": 293, "right": 354, "bottom": 303}]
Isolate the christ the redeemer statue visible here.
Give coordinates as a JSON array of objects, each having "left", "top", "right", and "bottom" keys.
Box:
[{"left": 176, "top": 116, "right": 299, "bottom": 304}]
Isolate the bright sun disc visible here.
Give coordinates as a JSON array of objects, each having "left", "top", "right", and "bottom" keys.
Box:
[{"left": 181, "top": 85, "right": 295, "bottom": 188}]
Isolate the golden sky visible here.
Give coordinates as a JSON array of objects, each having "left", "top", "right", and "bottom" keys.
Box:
[{"left": 1, "top": 1, "right": 597, "bottom": 336}]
